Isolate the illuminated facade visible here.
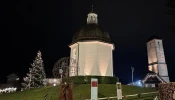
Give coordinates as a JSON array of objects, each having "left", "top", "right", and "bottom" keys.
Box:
[
  {"left": 69, "top": 8, "right": 114, "bottom": 76},
  {"left": 147, "top": 37, "right": 169, "bottom": 82}
]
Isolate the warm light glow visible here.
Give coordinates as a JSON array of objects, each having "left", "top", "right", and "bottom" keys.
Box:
[
  {"left": 153, "top": 64, "right": 158, "bottom": 74},
  {"left": 53, "top": 84, "right": 56, "bottom": 86},
  {"left": 148, "top": 66, "right": 152, "bottom": 71},
  {"left": 84, "top": 55, "right": 94, "bottom": 75},
  {"left": 98, "top": 52, "right": 110, "bottom": 76}
]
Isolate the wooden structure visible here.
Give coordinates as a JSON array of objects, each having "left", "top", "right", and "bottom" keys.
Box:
[
  {"left": 58, "top": 83, "right": 73, "bottom": 100},
  {"left": 142, "top": 71, "right": 166, "bottom": 88},
  {"left": 53, "top": 57, "right": 76, "bottom": 100}
]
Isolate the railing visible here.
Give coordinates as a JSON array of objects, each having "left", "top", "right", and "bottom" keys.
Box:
[
  {"left": 43, "top": 94, "right": 53, "bottom": 100},
  {"left": 84, "top": 91, "right": 159, "bottom": 100}
]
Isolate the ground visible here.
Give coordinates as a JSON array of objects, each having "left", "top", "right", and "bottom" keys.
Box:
[{"left": 0, "top": 84, "right": 157, "bottom": 100}]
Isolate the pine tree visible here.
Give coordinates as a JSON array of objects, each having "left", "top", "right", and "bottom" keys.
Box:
[{"left": 22, "top": 51, "right": 46, "bottom": 90}]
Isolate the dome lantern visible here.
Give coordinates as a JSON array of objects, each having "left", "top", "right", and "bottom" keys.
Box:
[{"left": 87, "top": 5, "right": 98, "bottom": 24}]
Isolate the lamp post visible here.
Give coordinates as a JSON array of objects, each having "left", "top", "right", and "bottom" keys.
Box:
[{"left": 131, "top": 66, "right": 134, "bottom": 85}]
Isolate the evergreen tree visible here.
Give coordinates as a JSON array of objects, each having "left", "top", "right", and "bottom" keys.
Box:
[
  {"left": 22, "top": 68, "right": 33, "bottom": 90},
  {"left": 22, "top": 51, "right": 46, "bottom": 89}
]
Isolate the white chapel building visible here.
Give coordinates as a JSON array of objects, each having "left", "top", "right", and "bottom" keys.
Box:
[{"left": 69, "top": 9, "right": 114, "bottom": 77}]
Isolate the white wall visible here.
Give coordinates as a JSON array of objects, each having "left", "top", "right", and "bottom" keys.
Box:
[{"left": 69, "top": 41, "right": 114, "bottom": 76}]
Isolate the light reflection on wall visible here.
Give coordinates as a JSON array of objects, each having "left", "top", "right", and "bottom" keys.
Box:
[
  {"left": 153, "top": 64, "right": 158, "bottom": 74},
  {"left": 98, "top": 54, "right": 110, "bottom": 76},
  {"left": 148, "top": 65, "right": 152, "bottom": 71},
  {"left": 84, "top": 56, "right": 93, "bottom": 75}
]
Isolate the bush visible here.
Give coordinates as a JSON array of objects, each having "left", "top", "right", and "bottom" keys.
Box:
[
  {"left": 69, "top": 76, "right": 119, "bottom": 84},
  {"left": 158, "top": 82, "right": 175, "bottom": 100}
]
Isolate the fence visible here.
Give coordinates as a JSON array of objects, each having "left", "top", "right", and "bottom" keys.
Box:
[{"left": 84, "top": 91, "right": 159, "bottom": 100}]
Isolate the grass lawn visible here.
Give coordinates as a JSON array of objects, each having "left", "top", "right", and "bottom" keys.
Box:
[{"left": 0, "top": 84, "right": 157, "bottom": 100}]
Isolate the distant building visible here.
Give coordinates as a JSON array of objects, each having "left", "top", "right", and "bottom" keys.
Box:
[
  {"left": 146, "top": 36, "right": 169, "bottom": 82},
  {"left": 142, "top": 36, "right": 169, "bottom": 88},
  {"left": 6, "top": 73, "right": 19, "bottom": 86},
  {"left": 0, "top": 73, "right": 19, "bottom": 93}
]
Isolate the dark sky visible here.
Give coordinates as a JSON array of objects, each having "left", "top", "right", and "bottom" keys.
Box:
[{"left": 3, "top": 0, "right": 175, "bottom": 84}]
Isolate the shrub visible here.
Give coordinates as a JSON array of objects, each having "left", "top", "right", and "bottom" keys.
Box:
[{"left": 158, "top": 82, "right": 175, "bottom": 100}]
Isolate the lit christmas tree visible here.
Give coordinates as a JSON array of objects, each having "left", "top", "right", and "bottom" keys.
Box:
[{"left": 22, "top": 51, "right": 46, "bottom": 90}]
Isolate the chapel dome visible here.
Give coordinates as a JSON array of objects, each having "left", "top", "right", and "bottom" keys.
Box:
[{"left": 72, "top": 23, "right": 111, "bottom": 43}]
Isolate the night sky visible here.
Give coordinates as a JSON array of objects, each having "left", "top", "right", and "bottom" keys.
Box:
[{"left": 4, "top": 0, "right": 175, "bottom": 84}]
